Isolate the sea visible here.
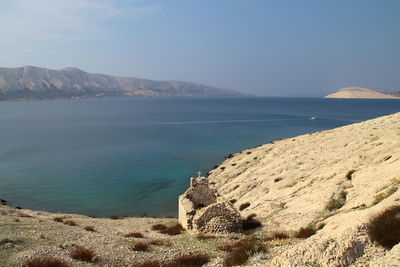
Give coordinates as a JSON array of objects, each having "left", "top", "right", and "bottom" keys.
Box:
[{"left": 0, "top": 97, "right": 399, "bottom": 217}]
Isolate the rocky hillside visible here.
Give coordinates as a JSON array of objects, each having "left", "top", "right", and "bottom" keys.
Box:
[
  {"left": 208, "top": 112, "right": 400, "bottom": 266},
  {"left": 0, "top": 66, "right": 242, "bottom": 100},
  {"left": 324, "top": 87, "right": 399, "bottom": 99}
]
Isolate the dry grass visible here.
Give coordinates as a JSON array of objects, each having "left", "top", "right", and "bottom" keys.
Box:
[
  {"left": 164, "top": 254, "right": 210, "bottom": 267},
  {"left": 151, "top": 224, "right": 167, "bottom": 231},
  {"left": 131, "top": 254, "right": 209, "bottom": 267},
  {"left": 23, "top": 257, "right": 69, "bottom": 267},
  {"left": 223, "top": 237, "right": 267, "bottom": 267},
  {"left": 53, "top": 217, "right": 64, "bottom": 222},
  {"left": 195, "top": 234, "right": 217, "bottom": 240},
  {"left": 124, "top": 232, "right": 144, "bottom": 238},
  {"left": 295, "top": 226, "right": 316, "bottom": 239},
  {"left": 159, "top": 223, "right": 184, "bottom": 235},
  {"left": 218, "top": 240, "right": 248, "bottom": 252},
  {"left": 265, "top": 231, "right": 290, "bottom": 241},
  {"left": 70, "top": 247, "right": 96, "bottom": 262},
  {"left": 63, "top": 220, "right": 77, "bottom": 226},
  {"left": 130, "top": 241, "right": 149, "bottom": 251},
  {"left": 131, "top": 260, "right": 161, "bottom": 267},
  {"left": 326, "top": 191, "right": 347, "bottom": 211},
  {"left": 372, "top": 179, "right": 399, "bottom": 205},
  {"left": 148, "top": 239, "right": 172, "bottom": 247},
  {"left": 84, "top": 226, "right": 96, "bottom": 232},
  {"left": 367, "top": 206, "right": 400, "bottom": 249}
]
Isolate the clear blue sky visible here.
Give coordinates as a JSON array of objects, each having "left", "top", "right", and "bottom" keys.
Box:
[{"left": 1, "top": 0, "right": 399, "bottom": 96}]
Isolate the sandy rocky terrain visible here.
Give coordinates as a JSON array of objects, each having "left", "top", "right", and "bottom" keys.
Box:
[{"left": 1, "top": 112, "right": 400, "bottom": 266}]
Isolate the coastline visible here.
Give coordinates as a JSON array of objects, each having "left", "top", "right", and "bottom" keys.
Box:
[{"left": 1, "top": 112, "right": 400, "bottom": 266}]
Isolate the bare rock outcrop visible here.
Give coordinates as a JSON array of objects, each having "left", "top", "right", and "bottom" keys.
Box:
[
  {"left": 208, "top": 112, "right": 400, "bottom": 266},
  {"left": 178, "top": 177, "right": 242, "bottom": 234}
]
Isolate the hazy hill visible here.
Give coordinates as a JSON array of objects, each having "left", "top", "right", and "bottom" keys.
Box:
[
  {"left": 0, "top": 66, "right": 242, "bottom": 100},
  {"left": 324, "top": 87, "right": 399, "bottom": 99}
]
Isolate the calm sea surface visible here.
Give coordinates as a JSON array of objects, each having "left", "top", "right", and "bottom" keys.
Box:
[{"left": 0, "top": 97, "right": 399, "bottom": 217}]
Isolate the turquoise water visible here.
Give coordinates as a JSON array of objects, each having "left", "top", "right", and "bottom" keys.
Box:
[{"left": 0, "top": 97, "right": 399, "bottom": 217}]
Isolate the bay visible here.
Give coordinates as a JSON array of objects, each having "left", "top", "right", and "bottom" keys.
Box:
[{"left": 0, "top": 97, "right": 398, "bottom": 217}]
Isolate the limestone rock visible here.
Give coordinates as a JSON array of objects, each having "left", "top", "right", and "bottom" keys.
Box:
[{"left": 178, "top": 177, "right": 242, "bottom": 234}]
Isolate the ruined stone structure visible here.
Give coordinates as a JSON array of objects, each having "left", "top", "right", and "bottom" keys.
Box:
[{"left": 178, "top": 177, "right": 242, "bottom": 234}]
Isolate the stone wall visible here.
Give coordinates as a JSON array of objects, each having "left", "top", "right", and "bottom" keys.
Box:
[{"left": 178, "top": 177, "right": 242, "bottom": 234}]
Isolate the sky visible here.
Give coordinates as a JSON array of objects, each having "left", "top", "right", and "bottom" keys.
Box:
[{"left": 0, "top": 0, "right": 399, "bottom": 96}]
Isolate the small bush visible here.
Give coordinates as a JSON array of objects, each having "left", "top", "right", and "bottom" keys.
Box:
[
  {"left": 274, "top": 177, "right": 283, "bottom": 183},
  {"left": 223, "top": 238, "right": 267, "bottom": 267},
  {"left": 131, "top": 260, "right": 161, "bottom": 267},
  {"left": 230, "top": 199, "right": 237, "bottom": 204},
  {"left": 53, "top": 217, "right": 64, "bottom": 222},
  {"left": 164, "top": 254, "right": 210, "bottom": 267},
  {"left": 218, "top": 240, "right": 247, "bottom": 251},
  {"left": 242, "top": 217, "right": 262, "bottom": 231},
  {"left": 70, "top": 247, "right": 95, "bottom": 262},
  {"left": 295, "top": 226, "right": 316, "bottom": 239},
  {"left": 160, "top": 223, "right": 184, "bottom": 235},
  {"left": 131, "top": 241, "right": 149, "bottom": 251},
  {"left": 239, "top": 202, "right": 250, "bottom": 211},
  {"left": 63, "top": 220, "right": 77, "bottom": 226},
  {"left": 1, "top": 210, "right": 8, "bottom": 215},
  {"left": 84, "top": 226, "right": 96, "bottom": 232},
  {"left": 326, "top": 191, "right": 347, "bottom": 211},
  {"left": 148, "top": 239, "right": 172, "bottom": 247},
  {"left": 23, "top": 257, "right": 69, "bottom": 267},
  {"left": 195, "top": 234, "right": 216, "bottom": 240},
  {"left": 151, "top": 224, "right": 167, "bottom": 231},
  {"left": 367, "top": 206, "right": 400, "bottom": 249},
  {"left": 110, "top": 215, "right": 123, "bottom": 220},
  {"left": 124, "top": 232, "right": 144, "bottom": 238},
  {"left": 266, "top": 231, "right": 290, "bottom": 240}
]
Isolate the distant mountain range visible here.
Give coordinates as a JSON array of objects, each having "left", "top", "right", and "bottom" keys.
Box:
[
  {"left": 324, "top": 87, "right": 400, "bottom": 99},
  {"left": 0, "top": 66, "right": 242, "bottom": 100}
]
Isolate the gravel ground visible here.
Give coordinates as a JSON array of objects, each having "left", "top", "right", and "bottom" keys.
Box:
[{"left": 0, "top": 203, "right": 243, "bottom": 267}]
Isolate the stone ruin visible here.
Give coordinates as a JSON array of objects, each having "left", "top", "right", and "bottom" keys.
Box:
[{"left": 178, "top": 177, "right": 242, "bottom": 234}]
